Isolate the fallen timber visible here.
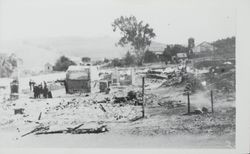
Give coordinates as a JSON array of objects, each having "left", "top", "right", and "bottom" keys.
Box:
[
  {"left": 21, "top": 123, "right": 108, "bottom": 137},
  {"left": 35, "top": 125, "right": 108, "bottom": 135}
]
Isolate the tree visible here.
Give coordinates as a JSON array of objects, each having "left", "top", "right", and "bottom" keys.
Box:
[
  {"left": 112, "top": 15, "right": 156, "bottom": 65},
  {"left": 111, "top": 58, "right": 124, "bottom": 67},
  {"left": 161, "top": 45, "right": 188, "bottom": 64},
  {"left": 0, "top": 53, "right": 20, "bottom": 78},
  {"left": 53, "top": 56, "right": 76, "bottom": 71},
  {"left": 124, "top": 51, "right": 136, "bottom": 66},
  {"left": 162, "top": 45, "right": 172, "bottom": 63},
  {"left": 81, "top": 57, "right": 91, "bottom": 63},
  {"left": 104, "top": 58, "right": 109, "bottom": 63},
  {"left": 212, "top": 36, "right": 235, "bottom": 58},
  {"left": 171, "top": 45, "right": 188, "bottom": 55},
  {"left": 144, "top": 50, "right": 158, "bottom": 63}
]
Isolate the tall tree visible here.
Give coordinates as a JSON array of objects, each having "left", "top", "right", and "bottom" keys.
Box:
[
  {"left": 124, "top": 51, "right": 136, "bottom": 66},
  {"left": 162, "top": 45, "right": 172, "bottom": 63},
  {"left": 112, "top": 15, "right": 156, "bottom": 65}
]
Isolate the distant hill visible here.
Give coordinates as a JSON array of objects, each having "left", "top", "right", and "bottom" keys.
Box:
[
  {"left": 0, "top": 40, "right": 61, "bottom": 71},
  {"left": 0, "top": 36, "right": 166, "bottom": 71},
  {"left": 24, "top": 36, "right": 127, "bottom": 59},
  {"left": 212, "top": 36, "right": 235, "bottom": 58}
]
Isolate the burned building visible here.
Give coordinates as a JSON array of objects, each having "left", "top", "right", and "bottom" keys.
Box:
[{"left": 65, "top": 65, "right": 99, "bottom": 94}]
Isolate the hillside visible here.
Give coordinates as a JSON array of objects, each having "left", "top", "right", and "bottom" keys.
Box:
[
  {"left": 0, "top": 36, "right": 166, "bottom": 71},
  {"left": 212, "top": 36, "right": 235, "bottom": 58}
]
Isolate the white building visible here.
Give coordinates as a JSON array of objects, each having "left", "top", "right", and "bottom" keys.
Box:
[
  {"left": 192, "top": 42, "right": 216, "bottom": 53},
  {"left": 44, "top": 63, "right": 53, "bottom": 72}
]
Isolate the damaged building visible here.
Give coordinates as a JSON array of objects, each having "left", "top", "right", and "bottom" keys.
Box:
[{"left": 65, "top": 65, "right": 99, "bottom": 94}]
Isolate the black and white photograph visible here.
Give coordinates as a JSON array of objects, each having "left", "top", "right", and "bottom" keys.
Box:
[{"left": 0, "top": 0, "right": 249, "bottom": 153}]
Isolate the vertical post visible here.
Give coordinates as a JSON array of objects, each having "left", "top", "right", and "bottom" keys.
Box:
[
  {"left": 211, "top": 90, "right": 214, "bottom": 113},
  {"left": 142, "top": 77, "right": 145, "bottom": 118},
  {"left": 187, "top": 92, "right": 190, "bottom": 114}
]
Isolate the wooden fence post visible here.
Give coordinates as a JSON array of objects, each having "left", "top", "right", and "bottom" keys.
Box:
[
  {"left": 187, "top": 92, "right": 190, "bottom": 114},
  {"left": 142, "top": 77, "right": 145, "bottom": 117},
  {"left": 211, "top": 90, "right": 214, "bottom": 113}
]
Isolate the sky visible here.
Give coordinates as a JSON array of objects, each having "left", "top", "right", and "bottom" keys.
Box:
[{"left": 0, "top": 0, "right": 236, "bottom": 45}]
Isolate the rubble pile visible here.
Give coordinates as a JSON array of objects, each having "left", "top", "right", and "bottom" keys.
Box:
[
  {"left": 0, "top": 60, "right": 236, "bottom": 145},
  {"left": 206, "top": 69, "right": 235, "bottom": 93},
  {"left": 158, "top": 99, "right": 185, "bottom": 109},
  {"left": 125, "top": 106, "right": 235, "bottom": 136},
  {"left": 160, "top": 75, "right": 183, "bottom": 87},
  {"left": 144, "top": 93, "right": 159, "bottom": 106},
  {"left": 42, "top": 97, "right": 143, "bottom": 123},
  {"left": 143, "top": 65, "right": 188, "bottom": 88},
  {"left": 0, "top": 89, "right": 145, "bottom": 138}
]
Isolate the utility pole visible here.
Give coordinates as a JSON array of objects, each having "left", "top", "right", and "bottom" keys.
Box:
[
  {"left": 210, "top": 90, "right": 214, "bottom": 113},
  {"left": 187, "top": 92, "right": 190, "bottom": 114},
  {"left": 142, "top": 77, "right": 145, "bottom": 118}
]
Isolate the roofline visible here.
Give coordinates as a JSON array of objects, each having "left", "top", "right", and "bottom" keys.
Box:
[{"left": 195, "top": 41, "right": 213, "bottom": 47}]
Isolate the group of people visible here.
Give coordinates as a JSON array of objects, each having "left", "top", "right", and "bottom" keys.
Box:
[{"left": 29, "top": 80, "right": 52, "bottom": 99}]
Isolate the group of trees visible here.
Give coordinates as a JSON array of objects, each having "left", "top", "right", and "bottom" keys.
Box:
[
  {"left": 53, "top": 56, "right": 94, "bottom": 71},
  {"left": 107, "top": 43, "right": 190, "bottom": 67},
  {"left": 81, "top": 57, "right": 91, "bottom": 63},
  {"left": 52, "top": 16, "right": 235, "bottom": 70},
  {"left": 107, "top": 52, "right": 135, "bottom": 67},
  {"left": 212, "top": 37, "right": 235, "bottom": 58},
  {"left": 53, "top": 56, "right": 76, "bottom": 71},
  {"left": 162, "top": 45, "right": 189, "bottom": 63},
  {"left": 107, "top": 43, "right": 188, "bottom": 67},
  {"left": 52, "top": 15, "right": 188, "bottom": 70},
  {"left": 112, "top": 15, "right": 191, "bottom": 66},
  {"left": 108, "top": 50, "right": 158, "bottom": 67},
  {"left": 144, "top": 50, "right": 158, "bottom": 63}
]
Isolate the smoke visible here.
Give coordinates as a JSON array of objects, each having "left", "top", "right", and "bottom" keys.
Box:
[{"left": 189, "top": 91, "right": 211, "bottom": 110}]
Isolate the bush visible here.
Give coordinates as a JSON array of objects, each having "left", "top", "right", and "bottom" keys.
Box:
[
  {"left": 111, "top": 58, "right": 125, "bottom": 67},
  {"left": 81, "top": 57, "right": 91, "bottom": 63},
  {"left": 53, "top": 56, "right": 76, "bottom": 71},
  {"left": 212, "top": 36, "right": 235, "bottom": 58},
  {"left": 104, "top": 58, "right": 109, "bottom": 63},
  {"left": 144, "top": 50, "right": 159, "bottom": 63}
]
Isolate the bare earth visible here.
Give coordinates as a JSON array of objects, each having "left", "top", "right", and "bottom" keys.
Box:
[{"left": 0, "top": 64, "right": 235, "bottom": 148}]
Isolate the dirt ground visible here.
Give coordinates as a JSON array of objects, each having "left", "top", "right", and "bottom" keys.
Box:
[{"left": 0, "top": 65, "right": 235, "bottom": 148}]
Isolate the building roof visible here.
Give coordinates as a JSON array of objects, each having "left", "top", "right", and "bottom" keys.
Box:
[
  {"left": 154, "top": 51, "right": 164, "bottom": 55},
  {"left": 192, "top": 41, "right": 216, "bottom": 53},
  {"left": 45, "top": 62, "right": 53, "bottom": 66},
  {"left": 67, "top": 65, "right": 90, "bottom": 71},
  {"left": 177, "top": 53, "right": 187, "bottom": 58},
  {"left": 66, "top": 65, "right": 99, "bottom": 81},
  {"left": 195, "top": 41, "right": 214, "bottom": 48},
  {"left": 146, "top": 42, "right": 167, "bottom": 52}
]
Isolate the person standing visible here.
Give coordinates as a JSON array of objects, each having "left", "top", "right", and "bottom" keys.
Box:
[
  {"left": 43, "top": 81, "right": 48, "bottom": 98},
  {"left": 29, "top": 79, "right": 32, "bottom": 91},
  {"left": 33, "top": 84, "right": 38, "bottom": 98},
  {"left": 38, "top": 84, "right": 43, "bottom": 98}
]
